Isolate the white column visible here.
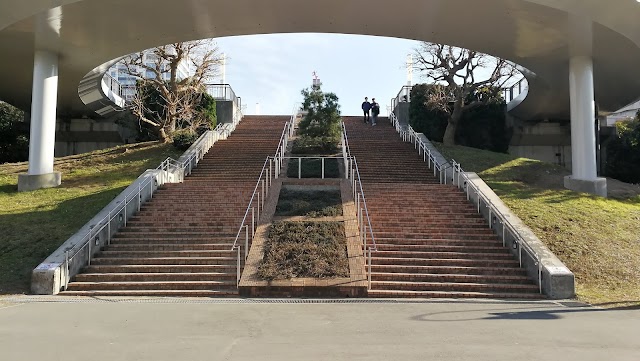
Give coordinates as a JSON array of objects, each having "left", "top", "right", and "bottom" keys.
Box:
[
  {"left": 568, "top": 55, "right": 597, "bottom": 181},
  {"left": 27, "top": 50, "right": 58, "bottom": 175}
]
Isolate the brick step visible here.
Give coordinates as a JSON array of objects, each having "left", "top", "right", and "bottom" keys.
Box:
[
  {"left": 74, "top": 272, "right": 235, "bottom": 282},
  {"left": 367, "top": 289, "right": 545, "bottom": 299},
  {"left": 370, "top": 215, "right": 489, "bottom": 229},
  {"left": 136, "top": 210, "right": 244, "bottom": 216},
  {"left": 370, "top": 272, "right": 532, "bottom": 284},
  {"left": 98, "top": 250, "right": 235, "bottom": 258},
  {"left": 373, "top": 233, "right": 499, "bottom": 241},
  {"left": 84, "top": 264, "right": 236, "bottom": 273},
  {"left": 371, "top": 264, "right": 527, "bottom": 276},
  {"left": 126, "top": 221, "right": 238, "bottom": 226},
  {"left": 371, "top": 250, "right": 514, "bottom": 260},
  {"left": 109, "top": 237, "right": 233, "bottom": 244},
  {"left": 59, "top": 290, "right": 239, "bottom": 297},
  {"left": 91, "top": 257, "right": 236, "bottom": 265},
  {"left": 128, "top": 216, "right": 242, "bottom": 223},
  {"left": 120, "top": 226, "right": 239, "bottom": 234},
  {"left": 373, "top": 237, "right": 503, "bottom": 246},
  {"left": 367, "top": 208, "right": 480, "bottom": 215},
  {"left": 106, "top": 243, "right": 233, "bottom": 251},
  {"left": 370, "top": 280, "right": 540, "bottom": 293},
  {"left": 65, "top": 281, "right": 235, "bottom": 291},
  {"left": 374, "top": 244, "right": 508, "bottom": 253},
  {"left": 371, "top": 257, "right": 520, "bottom": 267},
  {"left": 373, "top": 228, "right": 495, "bottom": 236},
  {"left": 369, "top": 213, "right": 481, "bottom": 220}
]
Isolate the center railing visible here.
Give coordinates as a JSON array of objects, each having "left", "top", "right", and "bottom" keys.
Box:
[
  {"left": 387, "top": 110, "right": 542, "bottom": 294},
  {"left": 230, "top": 104, "right": 297, "bottom": 286},
  {"left": 341, "top": 121, "right": 377, "bottom": 289}
]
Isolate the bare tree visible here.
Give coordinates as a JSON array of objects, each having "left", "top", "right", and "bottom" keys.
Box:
[
  {"left": 122, "top": 40, "right": 223, "bottom": 142},
  {"left": 413, "top": 42, "right": 518, "bottom": 145}
]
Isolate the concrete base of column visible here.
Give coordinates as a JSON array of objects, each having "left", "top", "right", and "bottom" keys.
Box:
[
  {"left": 564, "top": 176, "right": 607, "bottom": 197},
  {"left": 18, "top": 172, "right": 61, "bottom": 192}
]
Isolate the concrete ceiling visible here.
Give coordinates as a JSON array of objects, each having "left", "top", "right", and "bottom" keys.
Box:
[{"left": 1, "top": 0, "right": 640, "bottom": 120}]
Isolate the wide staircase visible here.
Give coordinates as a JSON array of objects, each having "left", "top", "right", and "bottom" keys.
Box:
[
  {"left": 61, "top": 116, "right": 289, "bottom": 297},
  {"left": 344, "top": 116, "right": 543, "bottom": 299}
]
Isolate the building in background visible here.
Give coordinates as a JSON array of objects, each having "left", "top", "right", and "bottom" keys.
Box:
[
  {"left": 606, "top": 99, "right": 640, "bottom": 126},
  {"left": 108, "top": 50, "right": 192, "bottom": 102}
]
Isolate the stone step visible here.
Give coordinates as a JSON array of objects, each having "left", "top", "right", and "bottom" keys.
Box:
[
  {"left": 91, "top": 257, "right": 236, "bottom": 265},
  {"left": 74, "top": 272, "right": 235, "bottom": 282},
  {"left": 371, "top": 257, "right": 520, "bottom": 267},
  {"left": 367, "top": 289, "right": 545, "bottom": 299},
  {"left": 84, "top": 264, "right": 236, "bottom": 273},
  {"left": 370, "top": 272, "right": 532, "bottom": 284},
  {"left": 369, "top": 264, "right": 526, "bottom": 276},
  {"left": 64, "top": 281, "right": 236, "bottom": 291},
  {"left": 370, "top": 280, "right": 540, "bottom": 293},
  {"left": 98, "top": 250, "right": 234, "bottom": 258},
  {"left": 371, "top": 250, "right": 514, "bottom": 260},
  {"left": 106, "top": 243, "right": 233, "bottom": 251},
  {"left": 374, "top": 244, "right": 508, "bottom": 253},
  {"left": 59, "top": 290, "right": 239, "bottom": 297}
]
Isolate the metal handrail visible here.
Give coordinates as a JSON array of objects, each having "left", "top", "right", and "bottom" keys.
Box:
[
  {"left": 451, "top": 161, "right": 542, "bottom": 294},
  {"left": 387, "top": 107, "right": 542, "bottom": 294},
  {"left": 390, "top": 85, "right": 412, "bottom": 112},
  {"left": 341, "top": 121, "right": 377, "bottom": 289},
  {"left": 230, "top": 105, "right": 298, "bottom": 287},
  {"left": 60, "top": 124, "right": 237, "bottom": 291},
  {"left": 502, "top": 77, "right": 528, "bottom": 102}
]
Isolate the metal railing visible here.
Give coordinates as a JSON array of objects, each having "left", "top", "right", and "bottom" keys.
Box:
[
  {"left": 387, "top": 107, "right": 542, "bottom": 294},
  {"left": 451, "top": 161, "right": 542, "bottom": 294},
  {"left": 230, "top": 105, "right": 298, "bottom": 286},
  {"left": 102, "top": 73, "right": 123, "bottom": 98},
  {"left": 206, "top": 83, "right": 242, "bottom": 111},
  {"left": 502, "top": 77, "right": 528, "bottom": 102},
  {"left": 341, "top": 121, "right": 377, "bottom": 289},
  {"left": 60, "top": 124, "right": 236, "bottom": 291},
  {"left": 390, "top": 85, "right": 412, "bottom": 112}
]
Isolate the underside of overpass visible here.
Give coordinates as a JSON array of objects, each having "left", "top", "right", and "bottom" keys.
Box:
[{"left": 2, "top": 0, "right": 640, "bottom": 195}]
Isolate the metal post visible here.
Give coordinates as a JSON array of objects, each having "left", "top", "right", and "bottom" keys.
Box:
[
  {"left": 137, "top": 183, "right": 141, "bottom": 212},
  {"left": 245, "top": 228, "right": 249, "bottom": 260},
  {"left": 236, "top": 246, "right": 241, "bottom": 287},
  {"left": 251, "top": 208, "right": 255, "bottom": 239},
  {"left": 322, "top": 158, "right": 325, "bottom": 179},
  {"left": 298, "top": 157, "right": 302, "bottom": 179},
  {"left": 368, "top": 248, "right": 372, "bottom": 290},
  {"left": 261, "top": 180, "right": 265, "bottom": 209}
]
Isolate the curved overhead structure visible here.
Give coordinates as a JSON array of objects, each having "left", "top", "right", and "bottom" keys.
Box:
[{"left": 2, "top": 0, "right": 639, "bottom": 194}]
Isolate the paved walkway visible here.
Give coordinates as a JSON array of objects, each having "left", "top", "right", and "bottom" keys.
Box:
[{"left": 0, "top": 297, "right": 638, "bottom": 361}]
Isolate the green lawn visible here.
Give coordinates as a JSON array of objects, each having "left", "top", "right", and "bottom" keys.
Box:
[
  {"left": 435, "top": 143, "right": 640, "bottom": 306},
  {"left": 0, "top": 142, "right": 182, "bottom": 294},
  {"left": 275, "top": 188, "right": 343, "bottom": 218}
]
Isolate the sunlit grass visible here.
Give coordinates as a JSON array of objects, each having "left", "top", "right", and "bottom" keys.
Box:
[{"left": 0, "top": 142, "right": 182, "bottom": 294}]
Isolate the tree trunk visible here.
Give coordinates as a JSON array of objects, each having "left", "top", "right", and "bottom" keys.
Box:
[
  {"left": 158, "top": 127, "right": 171, "bottom": 143},
  {"left": 443, "top": 98, "right": 464, "bottom": 145}
]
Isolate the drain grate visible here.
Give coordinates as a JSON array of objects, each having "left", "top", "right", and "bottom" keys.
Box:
[{"left": 2, "top": 296, "right": 559, "bottom": 306}]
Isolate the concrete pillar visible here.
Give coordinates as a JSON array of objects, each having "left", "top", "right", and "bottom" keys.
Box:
[
  {"left": 564, "top": 55, "right": 607, "bottom": 197},
  {"left": 569, "top": 56, "right": 597, "bottom": 181},
  {"left": 563, "top": 14, "right": 606, "bottom": 197},
  {"left": 18, "top": 50, "right": 61, "bottom": 191}
]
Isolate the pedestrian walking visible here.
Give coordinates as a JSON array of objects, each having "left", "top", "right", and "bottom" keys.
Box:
[
  {"left": 370, "top": 98, "right": 380, "bottom": 126},
  {"left": 361, "top": 97, "right": 371, "bottom": 123}
]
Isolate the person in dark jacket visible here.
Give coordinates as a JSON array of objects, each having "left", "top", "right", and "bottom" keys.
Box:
[
  {"left": 370, "top": 98, "right": 380, "bottom": 126},
  {"left": 361, "top": 97, "right": 372, "bottom": 123}
]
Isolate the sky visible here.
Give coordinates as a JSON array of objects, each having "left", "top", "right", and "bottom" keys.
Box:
[{"left": 214, "top": 33, "right": 420, "bottom": 116}]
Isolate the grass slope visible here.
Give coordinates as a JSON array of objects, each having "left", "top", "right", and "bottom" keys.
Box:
[
  {"left": 435, "top": 143, "right": 640, "bottom": 306},
  {"left": 0, "top": 142, "right": 182, "bottom": 294},
  {"left": 275, "top": 189, "right": 342, "bottom": 218}
]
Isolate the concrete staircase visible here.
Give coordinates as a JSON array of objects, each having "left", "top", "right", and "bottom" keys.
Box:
[
  {"left": 61, "top": 116, "right": 289, "bottom": 297},
  {"left": 343, "top": 116, "right": 543, "bottom": 299}
]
